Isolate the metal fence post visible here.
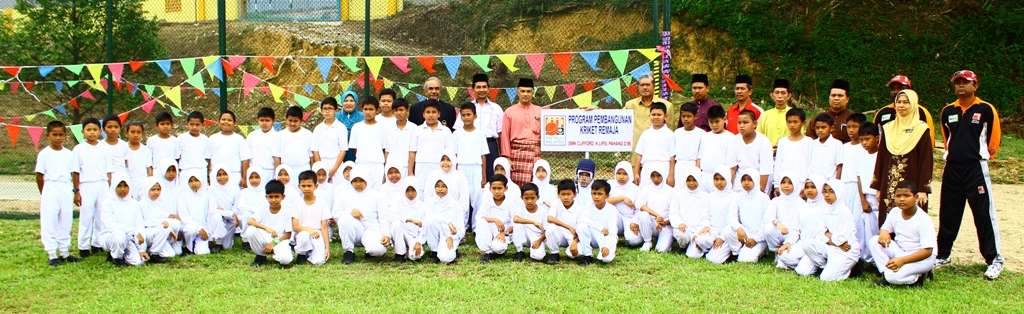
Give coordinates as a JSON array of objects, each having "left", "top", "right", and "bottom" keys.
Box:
[
  {"left": 106, "top": 0, "right": 114, "bottom": 115},
  {"left": 363, "top": 0, "right": 370, "bottom": 100},
  {"left": 218, "top": 0, "right": 227, "bottom": 113}
]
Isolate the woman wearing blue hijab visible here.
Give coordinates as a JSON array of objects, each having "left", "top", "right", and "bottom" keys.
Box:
[{"left": 335, "top": 91, "right": 364, "bottom": 162}]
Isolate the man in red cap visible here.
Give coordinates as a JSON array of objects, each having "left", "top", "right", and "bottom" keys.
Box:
[
  {"left": 936, "top": 70, "right": 1004, "bottom": 280},
  {"left": 873, "top": 75, "right": 935, "bottom": 146}
]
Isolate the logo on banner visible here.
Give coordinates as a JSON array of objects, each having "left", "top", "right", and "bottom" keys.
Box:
[{"left": 543, "top": 116, "right": 566, "bottom": 146}]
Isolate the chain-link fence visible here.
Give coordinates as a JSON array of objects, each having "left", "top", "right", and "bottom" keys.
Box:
[{"left": 0, "top": 0, "right": 676, "bottom": 207}]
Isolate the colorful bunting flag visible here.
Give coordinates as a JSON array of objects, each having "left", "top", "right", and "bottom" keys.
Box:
[
  {"left": 572, "top": 91, "right": 592, "bottom": 108},
  {"left": 316, "top": 57, "right": 334, "bottom": 81},
  {"left": 155, "top": 60, "right": 172, "bottom": 76},
  {"left": 269, "top": 84, "right": 285, "bottom": 103},
  {"left": 446, "top": 86, "right": 459, "bottom": 102},
  {"left": 64, "top": 64, "right": 84, "bottom": 75},
  {"left": 336, "top": 57, "right": 359, "bottom": 72},
  {"left": 38, "top": 66, "right": 55, "bottom": 77},
  {"left": 609, "top": 50, "right": 629, "bottom": 75},
  {"left": 415, "top": 56, "right": 436, "bottom": 73},
  {"left": 141, "top": 99, "right": 157, "bottom": 113},
  {"left": 442, "top": 56, "right": 462, "bottom": 79},
  {"left": 470, "top": 55, "right": 491, "bottom": 72},
  {"left": 27, "top": 126, "right": 43, "bottom": 149},
  {"left": 161, "top": 86, "right": 181, "bottom": 108},
  {"left": 602, "top": 79, "right": 622, "bottom": 104},
  {"left": 180, "top": 58, "right": 196, "bottom": 77},
  {"left": 2, "top": 66, "right": 21, "bottom": 77},
  {"left": 504, "top": 88, "right": 517, "bottom": 103},
  {"left": 525, "top": 54, "right": 544, "bottom": 79},
  {"left": 551, "top": 53, "right": 572, "bottom": 76},
  {"left": 317, "top": 83, "right": 330, "bottom": 94},
  {"left": 562, "top": 83, "right": 576, "bottom": 98},
  {"left": 86, "top": 64, "right": 104, "bottom": 83},
  {"left": 242, "top": 72, "right": 260, "bottom": 98},
  {"left": 53, "top": 105, "right": 66, "bottom": 116},
  {"left": 365, "top": 57, "right": 383, "bottom": 79},
  {"left": 257, "top": 56, "right": 276, "bottom": 73},
  {"left": 294, "top": 94, "right": 315, "bottom": 109},
  {"left": 129, "top": 60, "right": 146, "bottom": 72},
  {"left": 68, "top": 124, "right": 83, "bottom": 143},
  {"left": 389, "top": 57, "right": 412, "bottom": 73},
  {"left": 108, "top": 63, "right": 125, "bottom": 82},
  {"left": 637, "top": 48, "right": 661, "bottom": 61},
  {"left": 580, "top": 51, "right": 601, "bottom": 71},
  {"left": 117, "top": 111, "right": 130, "bottom": 124},
  {"left": 496, "top": 54, "right": 520, "bottom": 72}
]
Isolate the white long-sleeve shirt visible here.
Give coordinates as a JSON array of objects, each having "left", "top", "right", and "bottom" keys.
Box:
[
  {"left": 669, "top": 188, "right": 710, "bottom": 233},
  {"left": 730, "top": 189, "right": 771, "bottom": 242},
  {"left": 333, "top": 188, "right": 390, "bottom": 232}
]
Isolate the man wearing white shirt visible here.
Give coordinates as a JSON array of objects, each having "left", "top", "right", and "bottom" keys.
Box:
[{"left": 455, "top": 73, "right": 504, "bottom": 179}]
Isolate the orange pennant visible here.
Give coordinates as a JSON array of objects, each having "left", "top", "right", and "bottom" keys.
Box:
[
  {"left": 220, "top": 59, "right": 235, "bottom": 76},
  {"left": 488, "top": 88, "right": 500, "bottom": 101},
  {"left": 23, "top": 81, "right": 35, "bottom": 91},
  {"left": 5, "top": 124, "right": 19, "bottom": 147},
  {"left": 128, "top": 60, "right": 146, "bottom": 72},
  {"left": 551, "top": 53, "right": 572, "bottom": 76},
  {"left": 117, "top": 112, "right": 130, "bottom": 124},
  {"left": 257, "top": 56, "right": 276, "bottom": 73},
  {"left": 373, "top": 79, "right": 384, "bottom": 94},
  {"left": 194, "top": 87, "right": 205, "bottom": 98},
  {"left": 68, "top": 98, "right": 79, "bottom": 110},
  {"left": 2, "top": 67, "right": 20, "bottom": 77},
  {"left": 204, "top": 119, "right": 216, "bottom": 127},
  {"left": 664, "top": 75, "right": 684, "bottom": 91},
  {"left": 582, "top": 82, "right": 596, "bottom": 92},
  {"left": 625, "top": 83, "right": 638, "bottom": 98},
  {"left": 416, "top": 56, "right": 437, "bottom": 73}
]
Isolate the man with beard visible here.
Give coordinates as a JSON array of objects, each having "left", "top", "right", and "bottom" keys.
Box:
[{"left": 806, "top": 79, "right": 854, "bottom": 143}]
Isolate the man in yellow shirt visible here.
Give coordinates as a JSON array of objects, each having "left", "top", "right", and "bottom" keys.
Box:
[
  {"left": 758, "top": 79, "right": 794, "bottom": 150},
  {"left": 624, "top": 75, "right": 675, "bottom": 162}
]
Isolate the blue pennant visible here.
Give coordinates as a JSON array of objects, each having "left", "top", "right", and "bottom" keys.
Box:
[
  {"left": 53, "top": 82, "right": 63, "bottom": 94},
  {"left": 316, "top": 57, "right": 333, "bottom": 81},
  {"left": 504, "top": 88, "right": 517, "bottom": 103},
  {"left": 442, "top": 56, "right": 462, "bottom": 79},
  {"left": 580, "top": 51, "right": 601, "bottom": 71},
  {"left": 155, "top": 60, "right": 172, "bottom": 77},
  {"left": 38, "top": 66, "right": 56, "bottom": 77}
]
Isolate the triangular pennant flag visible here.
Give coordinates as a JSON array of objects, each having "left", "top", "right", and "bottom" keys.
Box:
[
  {"left": 389, "top": 57, "right": 411, "bottom": 73},
  {"left": 397, "top": 85, "right": 410, "bottom": 97},
  {"left": 544, "top": 86, "right": 556, "bottom": 101},
  {"left": 141, "top": 99, "right": 157, "bottom": 113},
  {"left": 664, "top": 75, "right": 684, "bottom": 91},
  {"left": 470, "top": 55, "right": 491, "bottom": 72},
  {"left": 605, "top": 95, "right": 614, "bottom": 103},
  {"left": 488, "top": 88, "right": 499, "bottom": 101},
  {"left": 382, "top": 77, "right": 393, "bottom": 88},
  {"left": 504, "top": 88, "right": 517, "bottom": 103},
  {"left": 637, "top": 48, "right": 661, "bottom": 61},
  {"left": 129, "top": 60, "right": 146, "bottom": 72},
  {"left": 68, "top": 98, "right": 79, "bottom": 110},
  {"left": 155, "top": 60, "right": 172, "bottom": 76},
  {"left": 621, "top": 74, "right": 633, "bottom": 86},
  {"left": 179, "top": 58, "right": 196, "bottom": 77},
  {"left": 609, "top": 50, "right": 629, "bottom": 75},
  {"left": 108, "top": 63, "right": 124, "bottom": 82},
  {"left": 25, "top": 114, "right": 36, "bottom": 122},
  {"left": 80, "top": 90, "right": 96, "bottom": 101},
  {"left": 317, "top": 83, "right": 330, "bottom": 94},
  {"left": 41, "top": 109, "right": 56, "bottom": 119},
  {"left": 38, "top": 66, "right": 55, "bottom": 77},
  {"left": 302, "top": 110, "right": 313, "bottom": 121},
  {"left": 579, "top": 51, "right": 601, "bottom": 70},
  {"left": 127, "top": 82, "right": 137, "bottom": 96},
  {"left": 242, "top": 72, "right": 260, "bottom": 98},
  {"left": 496, "top": 54, "right": 520, "bottom": 72},
  {"left": 625, "top": 83, "right": 638, "bottom": 98},
  {"left": 272, "top": 122, "right": 283, "bottom": 131},
  {"left": 339, "top": 80, "right": 351, "bottom": 92},
  {"left": 269, "top": 84, "right": 285, "bottom": 103},
  {"left": 227, "top": 56, "right": 247, "bottom": 70},
  {"left": 86, "top": 64, "right": 104, "bottom": 83},
  {"left": 117, "top": 112, "right": 130, "bottom": 124},
  {"left": 416, "top": 94, "right": 427, "bottom": 102},
  {"left": 66, "top": 80, "right": 79, "bottom": 87},
  {"left": 204, "top": 119, "right": 216, "bottom": 127},
  {"left": 446, "top": 86, "right": 459, "bottom": 102},
  {"left": 409, "top": 83, "right": 421, "bottom": 89},
  {"left": 316, "top": 57, "right": 334, "bottom": 81},
  {"left": 53, "top": 104, "right": 67, "bottom": 116},
  {"left": 365, "top": 57, "right": 383, "bottom": 79},
  {"left": 27, "top": 126, "right": 44, "bottom": 149},
  {"left": 562, "top": 83, "right": 576, "bottom": 98},
  {"left": 2, "top": 66, "right": 21, "bottom": 77},
  {"left": 302, "top": 84, "right": 313, "bottom": 95},
  {"left": 257, "top": 56, "right": 277, "bottom": 73},
  {"left": 210, "top": 88, "right": 220, "bottom": 98},
  {"left": 84, "top": 79, "right": 105, "bottom": 93},
  {"left": 583, "top": 81, "right": 596, "bottom": 92},
  {"left": 11, "top": 117, "right": 21, "bottom": 124},
  {"left": 144, "top": 84, "right": 155, "bottom": 96},
  {"left": 415, "top": 56, "right": 436, "bottom": 73},
  {"left": 186, "top": 74, "right": 205, "bottom": 91},
  {"left": 68, "top": 124, "right": 83, "bottom": 143},
  {"left": 551, "top": 53, "right": 572, "bottom": 76},
  {"left": 9, "top": 82, "right": 18, "bottom": 95},
  {"left": 205, "top": 57, "right": 224, "bottom": 82},
  {"left": 64, "top": 64, "right": 84, "bottom": 75},
  {"left": 167, "top": 104, "right": 182, "bottom": 117},
  {"left": 259, "top": 87, "right": 270, "bottom": 94},
  {"left": 23, "top": 81, "right": 35, "bottom": 91},
  {"left": 161, "top": 86, "right": 181, "bottom": 108},
  {"left": 572, "top": 91, "right": 592, "bottom": 108},
  {"left": 601, "top": 79, "right": 622, "bottom": 104},
  {"left": 238, "top": 125, "right": 250, "bottom": 137},
  {"left": 339, "top": 57, "right": 360, "bottom": 71},
  {"left": 441, "top": 56, "right": 462, "bottom": 79},
  {"left": 373, "top": 79, "right": 384, "bottom": 94},
  {"left": 525, "top": 54, "right": 545, "bottom": 78},
  {"left": 631, "top": 63, "right": 652, "bottom": 81},
  {"left": 294, "top": 93, "right": 315, "bottom": 109}
]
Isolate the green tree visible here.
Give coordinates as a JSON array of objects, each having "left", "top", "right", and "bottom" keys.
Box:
[{"left": 0, "top": 0, "right": 168, "bottom": 123}]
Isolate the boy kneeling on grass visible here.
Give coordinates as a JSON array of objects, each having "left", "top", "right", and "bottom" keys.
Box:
[
  {"left": 544, "top": 179, "right": 592, "bottom": 266},
  {"left": 869, "top": 180, "right": 935, "bottom": 286},
  {"left": 512, "top": 183, "right": 549, "bottom": 262},
  {"left": 244, "top": 180, "right": 294, "bottom": 267},
  {"left": 476, "top": 174, "right": 516, "bottom": 264}
]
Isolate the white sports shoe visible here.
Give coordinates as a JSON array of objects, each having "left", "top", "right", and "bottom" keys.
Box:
[
  {"left": 639, "top": 241, "right": 653, "bottom": 252},
  {"left": 934, "top": 258, "right": 951, "bottom": 267},
  {"left": 984, "top": 263, "right": 1003, "bottom": 280}
]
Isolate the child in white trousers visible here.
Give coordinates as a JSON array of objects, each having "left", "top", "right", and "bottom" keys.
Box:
[
  {"left": 425, "top": 176, "right": 466, "bottom": 264},
  {"left": 390, "top": 176, "right": 426, "bottom": 262},
  {"left": 512, "top": 183, "right": 550, "bottom": 262},
  {"left": 334, "top": 168, "right": 393, "bottom": 264},
  {"left": 100, "top": 173, "right": 150, "bottom": 266},
  {"left": 669, "top": 166, "right": 711, "bottom": 259},
  {"left": 800, "top": 180, "right": 860, "bottom": 281},
  {"left": 139, "top": 177, "right": 178, "bottom": 262},
  {"left": 724, "top": 168, "right": 771, "bottom": 263}
]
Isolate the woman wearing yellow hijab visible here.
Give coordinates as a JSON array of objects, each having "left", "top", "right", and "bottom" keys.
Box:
[{"left": 870, "top": 89, "right": 933, "bottom": 226}]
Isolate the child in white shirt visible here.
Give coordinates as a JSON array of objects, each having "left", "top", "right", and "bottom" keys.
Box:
[
  {"left": 312, "top": 97, "right": 349, "bottom": 184},
  {"left": 773, "top": 108, "right": 812, "bottom": 193},
  {"left": 543, "top": 179, "right": 592, "bottom": 265},
  {"left": 672, "top": 103, "right": 705, "bottom": 189},
  {"left": 101, "top": 115, "right": 129, "bottom": 176},
  {"left": 695, "top": 166, "right": 739, "bottom": 264},
  {"left": 73, "top": 118, "right": 110, "bottom": 257},
  {"left": 801, "top": 179, "right": 860, "bottom": 281},
  {"left": 237, "top": 168, "right": 267, "bottom": 249},
  {"left": 147, "top": 112, "right": 179, "bottom": 167},
  {"left": 697, "top": 106, "right": 733, "bottom": 193},
  {"left": 384, "top": 98, "right": 416, "bottom": 176},
  {"left": 390, "top": 176, "right": 426, "bottom": 262},
  {"left": 243, "top": 179, "right": 295, "bottom": 266},
  {"left": 274, "top": 106, "right": 314, "bottom": 173},
  {"left": 349, "top": 97, "right": 388, "bottom": 190},
  {"left": 275, "top": 164, "right": 300, "bottom": 204},
  {"left": 531, "top": 159, "right": 557, "bottom": 208},
  {"left": 209, "top": 111, "right": 252, "bottom": 188},
  {"left": 869, "top": 180, "right": 936, "bottom": 286},
  {"left": 808, "top": 113, "right": 843, "bottom": 181},
  {"left": 632, "top": 163, "right": 675, "bottom": 253},
  {"left": 177, "top": 112, "right": 211, "bottom": 184},
  {"left": 634, "top": 103, "right": 675, "bottom": 188},
  {"left": 453, "top": 102, "right": 489, "bottom": 210},
  {"left": 726, "top": 110, "right": 774, "bottom": 193},
  {"left": 724, "top": 168, "right": 771, "bottom": 263},
  {"left": 475, "top": 174, "right": 517, "bottom": 263},
  {"left": 123, "top": 121, "right": 153, "bottom": 199},
  {"left": 669, "top": 166, "right": 710, "bottom": 259},
  {"left": 36, "top": 121, "right": 82, "bottom": 265},
  {"left": 480, "top": 157, "right": 522, "bottom": 209},
  {"left": 764, "top": 172, "right": 805, "bottom": 268},
  {"left": 778, "top": 175, "right": 828, "bottom": 272},
  {"left": 290, "top": 170, "right": 331, "bottom": 265},
  {"left": 333, "top": 168, "right": 391, "bottom": 264},
  {"left": 578, "top": 180, "right": 619, "bottom": 264},
  {"left": 100, "top": 173, "right": 149, "bottom": 266},
  {"left": 512, "top": 183, "right": 550, "bottom": 262},
  {"left": 178, "top": 170, "right": 232, "bottom": 255},
  {"left": 409, "top": 101, "right": 454, "bottom": 178},
  {"left": 424, "top": 176, "right": 466, "bottom": 264},
  {"left": 247, "top": 108, "right": 278, "bottom": 184},
  {"left": 856, "top": 123, "right": 882, "bottom": 263},
  {"left": 379, "top": 162, "right": 406, "bottom": 203},
  {"left": 312, "top": 161, "right": 335, "bottom": 212},
  {"left": 139, "top": 177, "right": 178, "bottom": 262},
  {"left": 155, "top": 158, "right": 183, "bottom": 255},
  {"left": 208, "top": 164, "right": 241, "bottom": 250},
  {"left": 425, "top": 150, "right": 471, "bottom": 229},
  {"left": 608, "top": 161, "right": 642, "bottom": 247}
]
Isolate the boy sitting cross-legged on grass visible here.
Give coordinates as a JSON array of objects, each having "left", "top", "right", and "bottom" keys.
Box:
[{"left": 869, "top": 180, "right": 936, "bottom": 286}]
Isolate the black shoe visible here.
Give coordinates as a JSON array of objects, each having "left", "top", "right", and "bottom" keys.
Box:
[
  {"left": 250, "top": 255, "right": 267, "bottom": 267},
  {"left": 724, "top": 254, "right": 738, "bottom": 264},
  {"left": 242, "top": 244, "right": 252, "bottom": 252},
  {"left": 427, "top": 251, "right": 440, "bottom": 263},
  {"left": 545, "top": 254, "right": 560, "bottom": 265},
  {"left": 149, "top": 255, "right": 168, "bottom": 264},
  {"left": 106, "top": 254, "right": 113, "bottom": 263},
  {"left": 392, "top": 254, "right": 406, "bottom": 263},
  {"left": 512, "top": 252, "right": 525, "bottom": 262},
  {"left": 343, "top": 251, "right": 356, "bottom": 264},
  {"left": 578, "top": 256, "right": 593, "bottom": 266},
  {"left": 480, "top": 253, "right": 492, "bottom": 264},
  {"left": 364, "top": 252, "right": 374, "bottom": 260},
  {"left": 295, "top": 254, "right": 309, "bottom": 265},
  {"left": 210, "top": 246, "right": 223, "bottom": 254},
  {"left": 910, "top": 275, "right": 926, "bottom": 287},
  {"left": 814, "top": 268, "right": 824, "bottom": 278},
  {"left": 91, "top": 247, "right": 103, "bottom": 255},
  {"left": 61, "top": 255, "right": 82, "bottom": 263},
  {"left": 849, "top": 260, "right": 864, "bottom": 278},
  {"left": 113, "top": 258, "right": 127, "bottom": 268},
  {"left": 48, "top": 258, "right": 61, "bottom": 267},
  {"left": 180, "top": 247, "right": 193, "bottom": 257},
  {"left": 79, "top": 249, "right": 92, "bottom": 258},
  {"left": 873, "top": 279, "right": 891, "bottom": 286}
]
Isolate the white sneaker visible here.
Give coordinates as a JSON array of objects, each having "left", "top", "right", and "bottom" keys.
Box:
[
  {"left": 984, "top": 263, "right": 1003, "bottom": 280},
  {"left": 934, "top": 258, "right": 951, "bottom": 267},
  {"left": 639, "top": 241, "right": 653, "bottom": 252}
]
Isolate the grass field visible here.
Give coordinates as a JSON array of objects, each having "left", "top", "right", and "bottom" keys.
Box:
[{"left": 1, "top": 212, "right": 1020, "bottom": 312}]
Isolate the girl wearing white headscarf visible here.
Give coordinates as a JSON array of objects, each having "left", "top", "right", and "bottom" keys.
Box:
[
  {"left": 531, "top": 159, "right": 557, "bottom": 208},
  {"left": 333, "top": 167, "right": 392, "bottom": 262},
  {"left": 379, "top": 161, "right": 407, "bottom": 202},
  {"left": 764, "top": 172, "right": 805, "bottom": 262},
  {"left": 275, "top": 164, "right": 301, "bottom": 205},
  {"left": 425, "top": 150, "right": 470, "bottom": 228},
  {"left": 800, "top": 179, "right": 860, "bottom": 281},
  {"left": 100, "top": 173, "right": 149, "bottom": 266},
  {"left": 389, "top": 176, "right": 426, "bottom": 262},
  {"left": 237, "top": 168, "right": 269, "bottom": 235},
  {"left": 632, "top": 162, "right": 675, "bottom": 253},
  {"left": 178, "top": 170, "right": 231, "bottom": 255},
  {"left": 608, "top": 161, "right": 642, "bottom": 246},
  {"left": 478, "top": 157, "right": 521, "bottom": 211},
  {"left": 139, "top": 177, "right": 178, "bottom": 261},
  {"left": 209, "top": 164, "right": 241, "bottom": 249},
  {"left": 778, "top": 175, "right": 828, "bottom": 271},
  {"left": 424, "top": 176, "right": 466, "bottom": 264},
  {"left": 154, "top": 159, "right": 183, "bottom": 255},
  {"left": 669, "top": 166, "right": 710, "bottom": 259},
  {"left": 725, "top": 168, "right": 771, "bottom": 263},
  {"left": 698, "top": 166, "right": 739, "bottom": 264}
]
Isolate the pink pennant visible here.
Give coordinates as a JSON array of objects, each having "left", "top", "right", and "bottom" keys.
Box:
[
  {"left": 80, "top": 90, "right": 96, "bottom": 101},
  {"left": 355, "top": 72, "right": 365, "bottom": 88},
  {"left": 141, "top": 92, "right": 151, "bottom": 102},
  {"left": 141, "top": 99, "right": 157, "bottom": 113},
  {"left": 525, "top": 54, "right": 545, "bottom": 79},
  {"left": 562, "top": 83, "right": 576, "bottom": 97},
  {"left": 258, "top": 87, "right": 271, "bottom": 94},
  {"left": 228, "top": 56, "right": 247, "bottom": 69},
  {"left": 389, "top": 57, "right": 412, "bottom": 73},
  {"left": 5, "top": 124, "right": 19, "bottom": 147},
  {"left": 9, "top": 82, "right": 18, "bottom": 95},
  {"left": 27, "top": 126, "right": 44, "bottom": 150},
  {"left": 108, "top": 63, "right": 125, "bottom": 82},
  {"left": 242, "top": 72, "right": 260, "bottom": 97},
  {"left": 11, "top": 116, "right": 21, "bottom": 124},
  {"left": 302, "top": 110, "right": 313, "bottom": 121}
]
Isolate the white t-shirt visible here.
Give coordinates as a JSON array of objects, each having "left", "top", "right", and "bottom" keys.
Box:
[
  {"left": 636, "top": 183, "right": 673, "bottom": 217},
  {"left": 103, "top": 138, "right": 129, "bottom": 174},
  {"left": 247, "top": 129, "right": 278, "bottom": 171},
  {"left": 73, "top": 142, "right": 110, "bottom": 182},
  {"left": 635, "top": 125, "right": 675, "bottom": 164},
  {"left": 773, "top": 136, "right": 813, "bottom": 186},
  {"left": 880, "top": 207, "right": 936, "bottom": 255},
  {"left": 514, "top": 203, "right": 549, "bottom": 225},
  {"left": 453, "top": 128, "right": 488, "bottom": 165},
  {"left": 858, "top": 151, "right": 878, "bottom": 194},
  {"left": 548, "top": 200, "right": 585, "bottom": 228},
  {"left": 311, "top": 120, "right": 349, "bottom": 161},
  {"left": 673, "top": 127, "right": 705, "bottom": 168},
  {"left": 840, "top": 142, "right": 863, "bottom": 183},
  {"left": 349, "top": 121, "right": 387, "bottom": 164},
  {"left": 35, "top": 146, "right": 77, "bottom": 182},
  {"left": 146, "top": 135, "right": 179, "bottom": 167},
  {"left": 726, "top": 132, "right": 774, "bottom": 175},
  {"left": 809, "top": 136, "right": 843, "bottom": 180},
  {"left": 291, "top": 198, "right": 331, "bottom": 229},
  {"left": 411, "top": 124, "right": 454, "bottom": 163},
  {"left": 274, "top": 127, "right": 314, "bottom": 172},
  {"left": 252, "top": 204, "right": 295, "bottom": 235},
  {"left": 475, "top": 195, "right": 517, "bottom": 228},
  {"left": 209, "top": 132, "right": 252, "bottom": 173},
  {"left": 454, "top": 100, "right": 504, "bottom": 139},
  {"left": 384, "top": 121, "right": 417, "bottom": 168},
  {"left": 697, "top": 131, "right": 734, "bottom": 172},
  {"left": 376, "top": 115, "right": 396, "bottom": 127},
  {"left": 177, "top": 133, "right": 211, "bottom": 171},
  {"left": 125, "top": 144, "right": 153, "bottom": 181}
]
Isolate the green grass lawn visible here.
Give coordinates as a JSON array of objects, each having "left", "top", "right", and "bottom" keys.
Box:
[{"left": 0, "top": 213, "right": 1019, "bottom": 312}]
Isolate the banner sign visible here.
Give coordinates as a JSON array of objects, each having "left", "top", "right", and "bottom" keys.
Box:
[{"left": 540, "top": 109, "right": 634, "bottom": 152}]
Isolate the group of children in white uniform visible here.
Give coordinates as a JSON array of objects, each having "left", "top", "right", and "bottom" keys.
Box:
[{"left": 33, "top": 93, "right": 935, "bottom": 286}]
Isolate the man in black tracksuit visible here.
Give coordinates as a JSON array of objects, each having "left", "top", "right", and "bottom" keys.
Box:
[{"left": 937, "top": 70, "right": 1004, "bottom": 280}]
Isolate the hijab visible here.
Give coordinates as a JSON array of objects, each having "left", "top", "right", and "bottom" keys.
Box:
[
  {"left": 155, "top": 158, "right": 180, "bottom": 215},
  {"left": 380, "top": 161, "right": 407, "bottom": 200},
  {"left": 883, "top": 89, "right": 929, "bottom": 156},
  {"left": 209, "top": 163, "right": 239, "bottom": 212},
  {"left": 804, "top": 175, "right": 826, "bottom": 207},
  {"left": 823, "top": 179, "right": 847, "bottom": 214},
  {"left": 532, "top": 159, "right": 557, "bottom": 204},
  {"left": 711, "top": 165, "right": 733, "bottom": 197},
  {"left": 335, "top": 91, "right": 364, "bottom": 131}
]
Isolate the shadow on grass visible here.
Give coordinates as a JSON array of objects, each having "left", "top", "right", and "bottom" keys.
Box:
[{"left": 0, "top": 211, "right": 40, "bottom": 220}]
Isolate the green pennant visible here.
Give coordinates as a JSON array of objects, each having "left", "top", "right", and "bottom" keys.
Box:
[
  {"left": 621, "top": 74, "right": 633, "bottom": 86},
  {"left": 317, "top": 83, "right": 330, "bottom": 94},
  {"left": 398, "top": 85, "right": 409, "bottom": 97},
  {"left": 68, "top": 124, "right": 83, "bottom": 143},
  {"left": 186, "top": 74, "right": 205, "bottom": 91},
  {"left": 339, "top": 57, "right": 361, "bottom": 71},
  {"left": 64, "top": 64, "right": 84, "bottom": 75},
  {"left": 470, "top": 55, "right": 492, "bottom": 72},
  {"left": 609, "top": 50, "right": 630, "bottom": 75},
  {"left": 144, "top": 84, "right": 155, "bottom": 96},
  {"left": 180, "top": 58, "right": 196, "bottom": 77},
  {"left": 41, "top": 109, "right": 56, "bottom": 119},
  {"left": 601, "top": 79, "right": 622, "bottom": 104},
  {"left": 67, "top": 80, "right": 79, "bottom": 87},
  {"left": 294, "top": 93, "right": 315, "bottom": 109}
]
